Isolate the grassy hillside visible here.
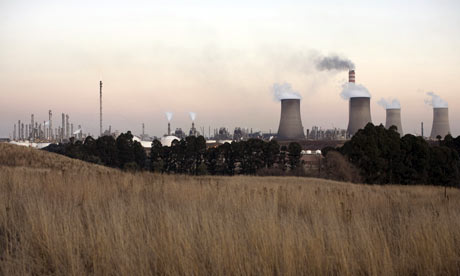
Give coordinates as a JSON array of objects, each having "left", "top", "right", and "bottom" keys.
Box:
[{"left": 0, "top": 143, "right": 459, "bottom": 275}]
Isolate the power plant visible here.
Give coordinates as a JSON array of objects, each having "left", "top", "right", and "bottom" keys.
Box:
[
  {"left": 277, "top": 99, "right": 305, "bottom": 141},
  {"left": 430, "top": 107, "right": 451, "bottom": 139},
  {"left": 346, "top": 70, "right": 372, "bottom": 136},
  {"left": 385, "top": 108, "right": 403, "bottom": 134}
]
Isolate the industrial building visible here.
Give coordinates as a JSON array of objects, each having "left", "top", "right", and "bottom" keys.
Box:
[
  {"left": 277, "top": 99, "right": 305, "bottom": 141},
  {"left": 430, "top": 107, "right": 451, "bottom": 139},
  {"left": 346, "top": 70, "right": 372, "bottom": 136},
  {"left": 385, "top": 108, "right": 403, "bottom": 134}
]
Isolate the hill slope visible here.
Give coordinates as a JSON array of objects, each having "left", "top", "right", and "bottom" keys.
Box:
[{"left": 0, "top": 143, "right": 459, "bottom": 275}]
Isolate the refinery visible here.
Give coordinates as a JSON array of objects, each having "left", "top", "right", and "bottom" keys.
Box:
[{"left": 6, "top": 69, "right": 453, "bottom": 149}]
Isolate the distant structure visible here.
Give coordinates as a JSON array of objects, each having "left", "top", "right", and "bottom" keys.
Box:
[
  {"left": 346, "top": 70, "right": 372, "bottom": 136},
  {"left": 49, "top": 110, "right": 53, "bottom": 140},
  {"left": 385, "top": 108, "right": 403, "bottom": 135},
  {"left": 277, "top": 99, "right": 305, "bottom": 140},
  {"left": 430, "top": 107, "right": 450, "bottom": 139},
  {"left": 100, "top": 80, "right": 103, "bottom": 137}
]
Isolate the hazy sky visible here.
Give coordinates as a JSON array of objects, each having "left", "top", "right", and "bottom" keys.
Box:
[{"left": 1, "top": 0, "right": 459, "bottom": 138}]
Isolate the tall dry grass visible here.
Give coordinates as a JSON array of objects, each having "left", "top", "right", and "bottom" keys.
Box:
[{"left": 0, "top": 143, "right": 459, "bottom": 275}]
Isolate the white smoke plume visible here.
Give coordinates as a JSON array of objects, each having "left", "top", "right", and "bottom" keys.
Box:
[
  {"left": 272, "top": 82, "right": 302, "bottom": 101},
  {"left": 73, "top": 129, "right": 82, "bottom": 135},
  {"left": 340, "top": 83, "right": 371, "bottom": 100},
  {"left": 378, "top": 98, "right": 401, "bottom": 109},
  {"left": 425, "top": 92, "right": 448, "bottom": 108},
  {"left": 165, "top": 112, "right": 173, "bottom": 122},
  {"left": 316, "top": 55, "right": 355, "bottom": 71},
  {"left": 189, "top": 112, "right": 196, "bottom": 121}
]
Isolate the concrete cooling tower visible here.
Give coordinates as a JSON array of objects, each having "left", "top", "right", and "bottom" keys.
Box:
[
  {"left": 385, "top": 108, "right": 403, "bottom": 134},
  {"left": 277, "top": 99, "right": 305, "bottom": 140},
  {"left": 347, "top": 97, "right": 372, "bottom": 136},
  {"left": 430, "top": 107, "right": 450, "bottom": 139}
]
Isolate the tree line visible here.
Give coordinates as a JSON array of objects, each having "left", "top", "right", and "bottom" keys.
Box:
[
  {"left": 44, "top": 132, "right": 304, "bottom": 175},
  {"left": 324, "top": 123, "right": 460, "bottom": 187},
  {"left": 43, "top": 125, "right": 460, "bottom": 187}
]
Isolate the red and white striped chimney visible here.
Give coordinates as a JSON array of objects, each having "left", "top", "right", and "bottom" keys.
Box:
[{"left": 349, "top": 70, "right": 355, "bottom": 83}]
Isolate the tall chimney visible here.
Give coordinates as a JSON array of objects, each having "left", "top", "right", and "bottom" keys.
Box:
[
  {"left": 277, "top": 99, "right": 305, "bottom": 140},
  {"left": 13, "top": 124, "right": 16, "bottom": 140},
  {"left": 349, "top": 70, "right": 355, "bottom": 83},
  {"left": 31, "top": 114, "right": 34, "bottom": 139},
  {"left": 100, "top": 80, "right": 103, "bottom": 137},
  {"left": 347, "top": 97, "right": 372, "bottom": 136},
  {"left": 49, "top": 110, "right": 53, "bottom": 140},
  {"left": 61, "top": 113, "right": 65, "bottom": 140},
  {"left": 430, "top": 107, "right": 450, "bottom": 139},
  {"left": 66, "top": 114, "right": 70, "bottom": 138},
  {"left": 168, "top": 122, "right": 171, "bottom": 136},
  {"left": 385, "top": 108, "right": 403, "bottom": 135}
]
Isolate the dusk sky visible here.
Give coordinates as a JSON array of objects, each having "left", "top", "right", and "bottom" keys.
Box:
[{"left": 1, "top": 0, "right": 459, "bottom": 138}]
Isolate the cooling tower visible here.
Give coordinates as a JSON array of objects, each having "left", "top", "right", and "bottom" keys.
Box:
[
  {"left": 347, "top": 97, "right": 372, "bottom": 136},
  {"left": 430, "top": 108, "right": 450, "bottom": 139},
  {"left": 277, "top": 99, "right": 305, "bottom": 140},
  {"left": 385, "top": 108, "right": 403, "bottom": 134}
]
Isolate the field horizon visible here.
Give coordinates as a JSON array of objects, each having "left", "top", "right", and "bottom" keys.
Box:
[{"left": 0, "top": 143, "right": 459, "bottom": 275}]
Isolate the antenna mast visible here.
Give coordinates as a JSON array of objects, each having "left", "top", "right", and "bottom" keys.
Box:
[{"left": 100, "top": 80, "right": 103, "bottom": 137}]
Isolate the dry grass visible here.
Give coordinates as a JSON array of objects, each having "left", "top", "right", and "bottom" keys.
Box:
[{"left": 0, "top": 143, "right": 459, "bottom": 275}]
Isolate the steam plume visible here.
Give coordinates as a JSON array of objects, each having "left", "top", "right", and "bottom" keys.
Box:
[
  {"left": 378, "top": 98, "right": 401, "bottom": 109},
  {"left": 316, "top": 55, "right": 355, "bottom": 71},
  {"left": 165, "top": 112, "right": 173, "bottom": 122},
  {"left": 189, "top": 112, "right": 196, "bottom": 121},
  {"left": 73, "top": 129, "right": 82, "bottom": 135},
  {"left": 340, "top": 83, "right": 371, "bottom": 99},
  {"left": 425, "top": 92, "right": 448, "bottom": 108},
  {"left": 272, "top": 82, "right": 302, "bottom": 101}
]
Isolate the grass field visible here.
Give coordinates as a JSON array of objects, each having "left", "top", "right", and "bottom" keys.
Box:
[{"left": 0, "top": 143, "right": 459, "bottom": 275}]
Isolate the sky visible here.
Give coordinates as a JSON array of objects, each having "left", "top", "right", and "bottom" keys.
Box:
[{"left": 1, "top": 0, "right": 459, "bottom": 138}]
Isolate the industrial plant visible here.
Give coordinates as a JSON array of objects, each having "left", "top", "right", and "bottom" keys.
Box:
[{"left": 6, "top": 69, "right": 455, "bottom": 149}]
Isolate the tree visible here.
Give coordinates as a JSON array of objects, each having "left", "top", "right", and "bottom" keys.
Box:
[
  {"left": 116, "top": 131, "right": 135, "bottom": 169},
  {"left": 288, "top": 142, "right": 302, "bottom": 171}
]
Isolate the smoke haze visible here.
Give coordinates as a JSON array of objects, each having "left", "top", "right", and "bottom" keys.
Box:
[
  {"left": 340, "top": 83, "right": 371, "bottom": 99},
  {"left": 165, "top": 112, "right": 173, "bottom": 122},
  {"left": 378, "top": 98, "right": 401, "bottom": 109},
  {"left": 189, "top": 112, "right": 196, "bottom": 121},
  {"left": 272, "top": 83, "right": 302, "bottom": 101},
  {"left": 316, "top": 55, "right": 355, "bottom": 71},
  {"left": 425, "top": 92, "right": 448, "bottom": 108}
]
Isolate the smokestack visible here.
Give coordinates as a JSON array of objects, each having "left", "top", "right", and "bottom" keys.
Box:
[
  {"left": 168, "top": 122, "right": 171, "bottom": 136},
  {"left": 277, "top": 99, "right": 305, "bottom": 140},
  {"left": 100, "top": 80, "right": 103, "bottom": 137},
  {"left": 61, "top": 113, "right": 65, "bottom": 140},
  {"left": 347, "top": 97, "right": 372, "bottom": 136},
  {"left": 13, "top": 124, "right": 16, "bottom": 140},
  {"left": 349, "top": 70, "right": 355, "bottom": 83},
  {"left": 66, "top": 114, "right": 70, "bottom": 139},
  {"left": 385, "top": 108, "right": 403, "bottom": 134},
  {"left": 31, "top": 114, "right": 34, "bottom": 139},
  {"left": 49, "top": 110, "right": 53, "bottom": 140},
  {"left": 421, "top": 122, "right": 424, "bottom": 138},
  {"left": 430, "top": 107, "right": 450, "bottom": 139}
]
